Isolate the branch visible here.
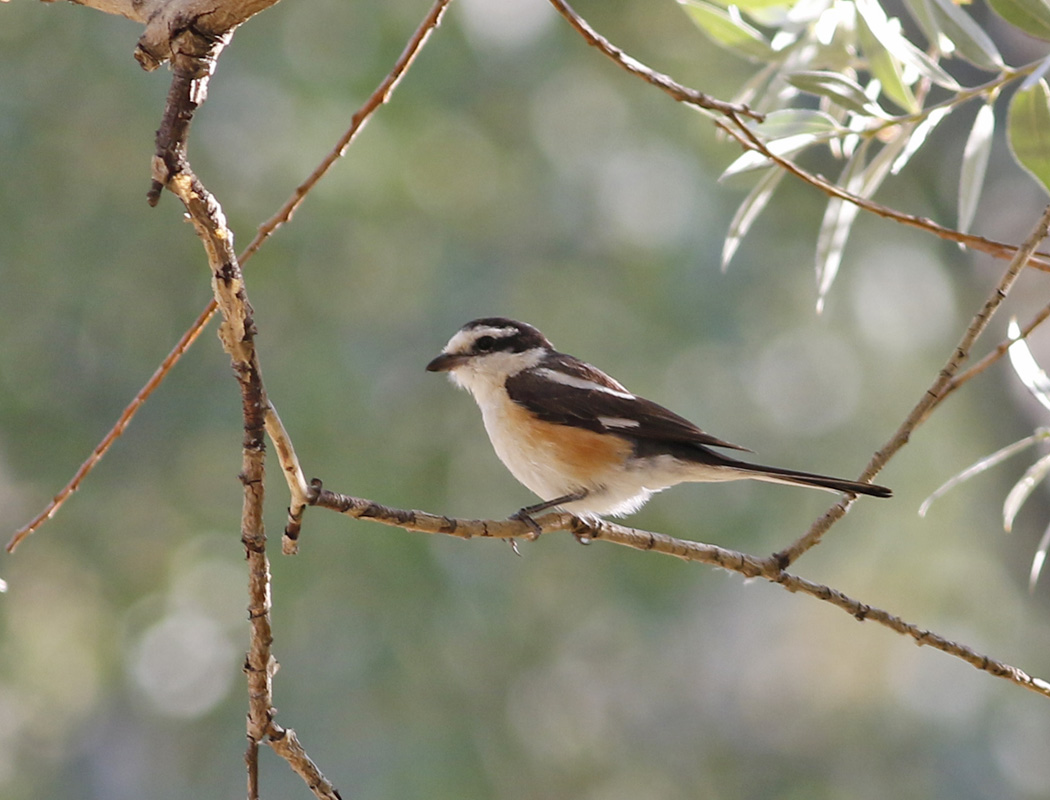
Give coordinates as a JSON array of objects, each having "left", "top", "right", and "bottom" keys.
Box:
[
  {"left": 267, "top": 724, "right": 343, "bottom": 800},
  {"left": 943, "top": 300, "right": 1050, "bottom": 397},
  {"left": 774, "top": 203, "right": 1050, "bottom": 566},
  {"left": 309, "top": 485, "right": 1050, "bottom": 701},
  {"left": 548, "top": 0, "right": 1050, "bottom": 270},
  {"left": 134, "top": 0, "right": 282, "bottom": 71},
  {"left": 7, "top": 0, "right": 452, "bottom": 551},
  {"left": 546, "top": 0, "right": 761, "bottom": 121},
  {"left": 150, "top": 39, "right": 342, "bottom": 798},
  {"left": 45, "top": 0, "right": 282, "bottom": 72},
  {"left": 239, "top": 0, "right": 454, "bottom": 263},
  {"left": 719, "top": 119, "right": 1050, "bottom": 271},
  {"left": 264, "top": 404, "right": 310, "bottom": 554},
  {"left": 5, "top": 302, "right": 213, "bottom": 552}
]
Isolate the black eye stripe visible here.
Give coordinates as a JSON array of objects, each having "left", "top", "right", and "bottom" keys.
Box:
[{"left": 470, "top": 331, "right": 531, "bottom": 354}]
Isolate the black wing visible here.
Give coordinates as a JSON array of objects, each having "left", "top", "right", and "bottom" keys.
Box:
[{"left": 506, "top": 355, "right": 751, "bottom": 452}]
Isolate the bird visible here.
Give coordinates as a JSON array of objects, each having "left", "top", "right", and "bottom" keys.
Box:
[{"left": 427, "top": 317, "right": 891, "bottom": 529}]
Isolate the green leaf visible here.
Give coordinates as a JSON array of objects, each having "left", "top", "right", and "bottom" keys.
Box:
[
  {"left": 815, "top": 141, "right": 870, "bottom": 310},
  {"left": 1003, "top": 452, "right": 1050, "bottom": 532},
  {"left": 918, "top": 430, "right": 1050, "bottom": 517},
  {"left": 906, "top": 0, "right": 945, "bottom": 52},
  {"left": 722, "top": 167, "right": 785, "bottom": 271},
  {"left": 720, "top": 133, "right": 820, "bottom": 178},
  {"left": 752, "top": 108, "right": 844, "bottom": 138},
  {"left": 679, "top": 0, "right": 776, "bottom": 60},
  {"left": 787, "top": 70, "right": 888, "bottom": 117},
  {"left": 698, "top": 0, "right": 794, "bottom": 10},
  {"left": 1029, "top": 522, "right": 1050, "bottom": 588},
  {"left": 855, "top": 4, "right": 919, "bottom": 112},
  {"left": 1008, "top": 318, "right": 1050, "bottom": 412},
  {"left": 916, "top": 0, "right": 1004, "bottom": 70},
  {"left": 958, "top": 102, "right": 996, "bottom": 233},
  {"left": 988, "top": 0, "right": 1050, "bottom": 41},
  {"left": 855, "top": 0, "right": 960, "bottom": 102},
  {"left": 815, "top": 132, "right": 910, "bottom": 309},
  {"left": 891, "top": 107, "right": 951, "bottom": 174},
  {"left": 1008, "top": 79, "right": 1050, "bottom": 195}
]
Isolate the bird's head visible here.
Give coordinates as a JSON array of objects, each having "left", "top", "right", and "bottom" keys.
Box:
[{"left": 427, "top": 317, "right": 552, "bottom": 393}]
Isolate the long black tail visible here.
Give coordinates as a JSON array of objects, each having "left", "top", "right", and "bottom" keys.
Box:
[{"left": 723, "top": 457, "right": 892, "bottom": 498}]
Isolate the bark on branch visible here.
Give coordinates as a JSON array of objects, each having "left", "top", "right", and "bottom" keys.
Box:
[
  {"left": 308, "top": 483, "right": 1050, "bottom": 702},
  {"left": 44, "top": 0, "right": 281, "bottom": 70}
]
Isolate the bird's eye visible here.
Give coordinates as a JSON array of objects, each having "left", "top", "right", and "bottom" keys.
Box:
[{"left": 475, "top": 335, "right": 496, "bottom": 353}]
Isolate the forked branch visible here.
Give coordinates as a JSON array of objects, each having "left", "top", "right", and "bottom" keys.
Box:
[
  {"left": 149, "top": 33, "right": 340, "bottom": 800},
  {"left": 774, "top": 202, "right": 1050, "bottom": 566},
  {"left": 6, "top": 0, "right": 453, "bottom": 554}
]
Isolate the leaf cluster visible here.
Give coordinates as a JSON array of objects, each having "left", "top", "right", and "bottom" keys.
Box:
[{"left": 682, "top": 0, "right": 1050, "bottom": 302}]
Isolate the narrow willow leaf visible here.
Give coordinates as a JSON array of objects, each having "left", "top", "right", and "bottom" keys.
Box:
[
  {"left": 753, "top": 108, "right": 844, "bottom": 138},
  {"left": 988, "top": 0, "right": 1050, "bottom": 41},
  {"left": 679, "top": 0, "right": 776, "bottom": 59},
  {"left": 860, "top": 0, "right": 961, "bottom": 88},
  {"left": 1003, "top": 452, "right": 1050, "bottom": 532},
  {"left": 889, "top": 33, "right": 961, "bottom": 90},
  {"left": 722, "top": 167, "right": 785, "bottom": 271},
  {"left": 720, "top": 133, "right": 819, "bottom": 179},
  {"left": 815, "top": 142, "right": 869, "bottom": 310},
  {"left": 919, "top": 430, "right": 1050, "bottom": 517},
  {"left": 856, "top": 0, "right": 960, "bottom": 96},
  {"left": 1008, "top": 318, "right": 1050, "bottom": 412},
  {"left": 958, "top": 102, "right": 996, "bottom": 233},
  {"left": 891, "top": 107, "right": 952, "bottom": 174},
  {"left": 815, "top": 133, "right": 911, "bottom": 309},
  {"left": 920, "top": 0, "right": 1004, "bottom": 70},
  {"left": 907, "top": 0, "right": 948, "bottom": 53},
  {"left": 698, "top": 0, "right": 795, "bottom": 10},
  {"left": 1008, "top": 78, "right": 1050, "bottom": 194},
  {"left": 855, "top": 6, "right": 919, "bottom": 112},
  {"left": 1029, "top": 521, "right": 1050, "bottom": 589},
  {"left": 787, "top": 71, "right": 888, "bottom": 117}
]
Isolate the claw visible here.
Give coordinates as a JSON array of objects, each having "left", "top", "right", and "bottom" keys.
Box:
[{"left": 510, "top": 508, "right": 543, "bottom": 539}]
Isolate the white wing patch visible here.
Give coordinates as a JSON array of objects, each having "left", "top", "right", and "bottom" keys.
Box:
[
  {"left": 598, "top": 416, "right": 641, "bottom": 429},
  {"left": 534, "top": 368, "right": 636, "bottom": 399}
]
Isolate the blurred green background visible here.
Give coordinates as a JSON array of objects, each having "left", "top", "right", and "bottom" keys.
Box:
[{"left": 3, "top": 0, "right": 1050, "bottom": 797}]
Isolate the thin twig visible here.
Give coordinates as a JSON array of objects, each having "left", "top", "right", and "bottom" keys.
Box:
[
  {"left": 550, "top": 0, "right": 1050, "bottom": 269},
  {"left": 7, "top": 0, "right": 452, "bottom": 551},
  {"left": 717, "top": 118, "right": 1050, "bottom": 271},
  {"left": 264, "top": 404, "right": 310, "bottom": 553},
  {"left": 942, "top": 300, "right": 1050, "bottom": 398},
  {"left": 267, "top": 723, "right": 343, "bottom": 800},
  {"left": 5, "top": 301, "right": 213, "bottom": 552},
  {"left": 239, "top": 0, "right": 454, "bottom": 264},
  {"left": 310, "top": 484, "right": 1050, "bottom": 701},
  {"left": 546, "top": 0, "right": 762, "bottom": 121},
  {"left": 774, "top": 203, "right": 1050, "bottom": 567}
]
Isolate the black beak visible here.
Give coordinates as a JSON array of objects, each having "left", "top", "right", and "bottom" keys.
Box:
[{"left": 426, "top": 353, "right": 466, "bottom": 372}]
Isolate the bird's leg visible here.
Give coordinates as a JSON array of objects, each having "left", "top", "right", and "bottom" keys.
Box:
[{"left": 510, "top": 490, "right": 589, "bottom": 539}]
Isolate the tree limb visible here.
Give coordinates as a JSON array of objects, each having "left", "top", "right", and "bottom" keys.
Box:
[
  {"left": 308, "top": 484, "right": 1050, "bottom": 701},
  {"left": 774, "top": 202, "right": 1050, "bottom": 566}
]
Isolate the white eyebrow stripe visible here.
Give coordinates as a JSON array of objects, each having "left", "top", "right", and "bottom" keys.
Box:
[
  {"left": 598, "top": 416, "right": 641, "bottom": 429},
  {"left": 444, "top": 326, "right": 519, "bottom": 354},
  {"left": 535, "top": 368, "right": 636, "bottom": 399}
]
